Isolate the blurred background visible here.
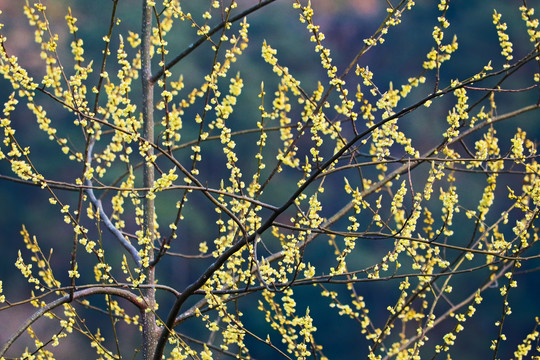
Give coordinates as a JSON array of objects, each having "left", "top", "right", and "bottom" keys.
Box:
[{"left": 1, "top": 0, "right": 540, "bottom": 358}]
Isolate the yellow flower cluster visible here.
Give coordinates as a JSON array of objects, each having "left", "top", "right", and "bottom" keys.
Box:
[
  {"left": 423, "top": 2, "right": 458, "bottom": 71},
  {"left": 257, "top": 288, "right": 318, "bottom": 359},
  {"left": 443, "top": 84, "right": 468, "bottom": 139},
  {"left": 493, "top": 10, "right": 514, "bottom": 67}
]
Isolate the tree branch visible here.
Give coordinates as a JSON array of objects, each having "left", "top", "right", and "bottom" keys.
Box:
[
  {"left": 0, "top": 287, "right": 144, "bottom": 358},
  {"left": 150, "top": 0, "right": 277, "bottom": 84}
]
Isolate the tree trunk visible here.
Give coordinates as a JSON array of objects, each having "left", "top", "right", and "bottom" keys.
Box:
[{"left": 141, "top": 0, "right": 158, "bottom": 358}]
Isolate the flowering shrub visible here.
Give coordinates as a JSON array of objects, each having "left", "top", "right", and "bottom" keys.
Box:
[{"left": 1, "top": 1, "right": 540, "bottom": 359}]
